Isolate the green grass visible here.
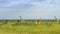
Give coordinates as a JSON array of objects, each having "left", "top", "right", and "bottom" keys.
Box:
[
  {"left": 0, "top": 20, "right": 60, "bottom": 34},
  {"left": 0, "top": 24, "right": 60, "bottom": 34}
]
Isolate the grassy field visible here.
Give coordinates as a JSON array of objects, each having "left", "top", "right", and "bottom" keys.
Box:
[{"left": 0, "top": 20, "right": 60, "bottom": 34}]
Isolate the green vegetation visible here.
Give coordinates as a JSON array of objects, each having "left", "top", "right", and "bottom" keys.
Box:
[{"left": 0, "top": 19, "right": 59, "bottom": 34}]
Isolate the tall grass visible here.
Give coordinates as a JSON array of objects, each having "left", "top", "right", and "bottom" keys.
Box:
[
  {"left": 0, "top": 24, "right": 60, "bottom": 34},
  {"left": 0, "top": 16, "right": 60, "bottom": 34}
]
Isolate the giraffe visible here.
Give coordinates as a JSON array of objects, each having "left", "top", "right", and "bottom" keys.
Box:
[
  {"left": 54, "top": 16, "right": 58, "bottom": 24},
  {"left": 19, "top": 16, "right": 25, "bottom": 25}
]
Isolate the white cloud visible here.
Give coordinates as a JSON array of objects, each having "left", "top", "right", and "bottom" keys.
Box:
[
  {"left": 0, "top": 0, "right": 60, "bottom": 7},
  {"left": 0, "top": 0, "right": 60, "bottom": 19}
]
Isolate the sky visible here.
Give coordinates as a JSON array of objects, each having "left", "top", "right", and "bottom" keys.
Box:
[{"left": 0, "top": 0, "right": 60, "bottom": 19}]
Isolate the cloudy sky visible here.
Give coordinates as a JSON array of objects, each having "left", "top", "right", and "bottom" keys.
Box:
[{"left": 0, "top": 0, "right": 60, "bottom": 19}]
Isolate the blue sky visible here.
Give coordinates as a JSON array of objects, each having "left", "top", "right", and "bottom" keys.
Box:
[{"left": 0, "top": 0, "right": 60, "bottom": 19}]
